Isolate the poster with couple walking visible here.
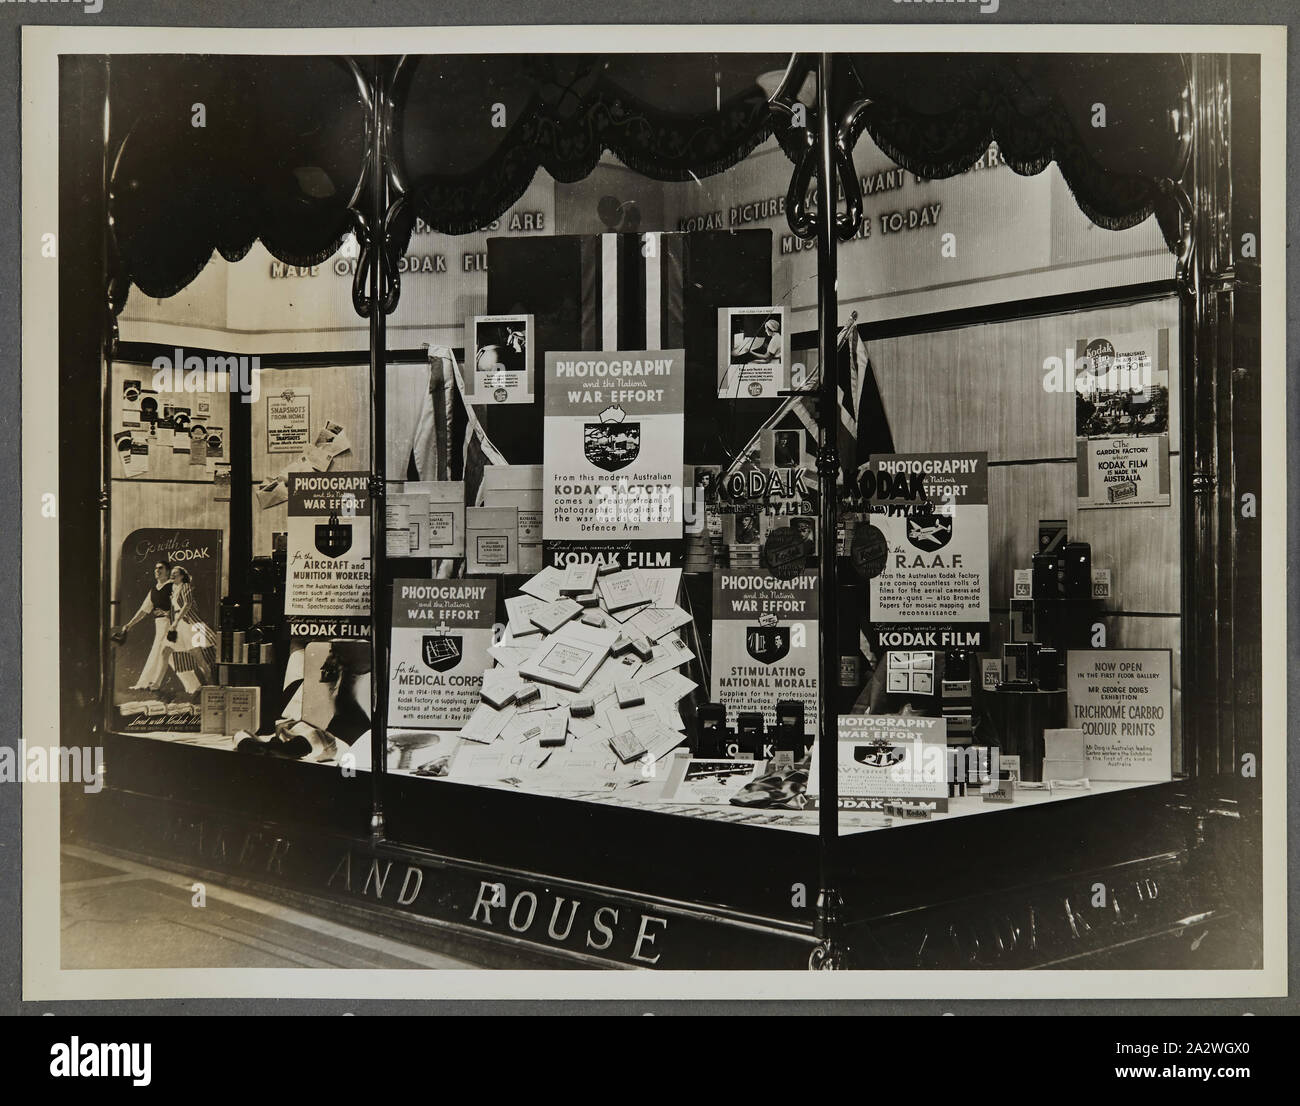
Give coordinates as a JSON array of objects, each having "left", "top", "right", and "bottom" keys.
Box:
[{"left": 111, "top": 528, "right": 224, "bottom": 732}]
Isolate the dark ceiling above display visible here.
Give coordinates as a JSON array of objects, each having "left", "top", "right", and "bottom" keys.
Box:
[
  {"left": 107, "top": 55, "right": 369, "bottom": 302},
  {"left": 394, "top": 53, "right": 788, "bottom": 235},
  {"left": 834, "top": 53, "right": 1188, "bottom": 252},
  {"left": 105, "top": 51, "right": 1190, "bottom": 306}
]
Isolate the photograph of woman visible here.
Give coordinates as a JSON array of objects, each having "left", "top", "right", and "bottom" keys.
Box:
[
  {"left": 166, "top": 565, "right": 217, "bottom": 697},
  {"left": 111, "top": 561, "right": 173, "bottom": 692},
  {"left": 718, "top": 307, "right": 789, "bottom": 398},
  {"left": 730, "top": 315, "right": 783, "bottom": 365}
]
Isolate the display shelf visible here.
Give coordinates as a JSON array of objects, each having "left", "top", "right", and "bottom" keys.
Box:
[{"left": 81, "top": 729, "right": 1231, "bottom": 969}]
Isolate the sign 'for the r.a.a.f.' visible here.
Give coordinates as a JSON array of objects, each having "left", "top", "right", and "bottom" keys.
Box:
[
  {"left": 864, "top": 452, "right": 989, "bottom": 627},
  {"left": 711, "top": 572, "right": 818, "bottom": 737}
]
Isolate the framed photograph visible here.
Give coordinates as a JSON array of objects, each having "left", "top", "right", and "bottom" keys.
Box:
[
  {"left": 469, "top": 313, "right": 534, "bottom": 404},
  {"left": 773, "top": 429, "right": 801, "bottom": 467},
  {"left": 790, "top": 516, "right": 817, "bottom": 557},
  {"left": 717, "top": 305, "right": 788, "bottom": 399}
]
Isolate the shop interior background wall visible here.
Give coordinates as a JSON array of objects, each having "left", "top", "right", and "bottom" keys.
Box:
[
  {"left": 247, "top": 363, "right": 373, "bottom": 557},
  {"left": 859, "top": 298, "right": 1183, "bottom": 772},
  {"left": 568, "top": 135, "right": 1176, "bottom": 334},
  {"left": 108, "top": 362, "right": 232, "bottom": 605},
  {"left": 115, "top": 93, "right": 1176, "bottom": 367},
  {"left": 116, "top": 177, "right": 558, "bottom": 355},
  {"left": 111, "top": 354, "right": 438, "bottom": 564}
]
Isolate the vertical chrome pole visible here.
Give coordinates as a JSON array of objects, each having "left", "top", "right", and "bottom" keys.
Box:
[
  {"left": 813, "top": 51, "right": 844, "bottom": 967},
  {"left": 368, "top": 58, "right": 389, "bottom": 840}
]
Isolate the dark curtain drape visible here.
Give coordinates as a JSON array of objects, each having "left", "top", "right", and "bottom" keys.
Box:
[
  {"left": 107, "top": 52, "right": 1188, "bottom": 303},
  {"left": 392, "top": 54, "right": 787, "bottom": 236},
  {"left": 824, "top": 54, "right": 1187, "bottom": 253},
  {"left": 107, "top": 55, "right": 369, "bottom": 301}
]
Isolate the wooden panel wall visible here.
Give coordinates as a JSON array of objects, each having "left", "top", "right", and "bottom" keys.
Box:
[
  {"left": 247, "top": 364, "right": 378, "bottom": 556},
  {"left": 108, "top": 481, "right": 230, "bottom": 621},
  {"left": 109, "top": 363, "right": 233, "bottom": 620},
  {"left": 865, "top": 295, "right": 1183, "bottom": 771},
  {"left": 986, "top": 457, "right": 1181, "bottom": 612},
  {"left": 114, "top": 358, "right": 434, "bottom": 562},
  {"left": 110, "top": 362, "right": 236, "bottom": 485},
  {"left": 248, "top": 364, "right": 371, "bottom": 481},
  {"left": 870, "top": 299, "right": 1180, "bottom": 463}
]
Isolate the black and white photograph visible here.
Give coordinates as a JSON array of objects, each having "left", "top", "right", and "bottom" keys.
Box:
[
  {"left": 790, "top": 516, "right": 817, "bottom": 557},
  {"left": 469, "top": 313, "right": 534, "bottom": 404},
  {"left": 718, "top": 305, "right": 789, "bottom": 398},
  {"left": 773, "top": 429, "right": 801, "bottom": 468},
  {"left": 693, "top": 464, "right": 721, "bottom": 505},
  {"left": 7, "top": 10, "right": 1292, "bottom": 1044}
]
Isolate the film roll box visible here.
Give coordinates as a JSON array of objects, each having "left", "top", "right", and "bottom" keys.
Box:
[
  {"left": 216, "top": 663, "right": 281, "bottom": 732},
  {"left": 941, "top": 670, "right": 974, "bottom": 741},
  {"left": 201, "top": 686, "right": 262, "bottom": 737},
  {"left": 1009, "top": 602, "right": 1036, "bottom": 642},
  {"left": 735, "top": 712, "right": 764, "bottom": 759},
  {"left": 1038, "top": 519, "right": 1068, "bottom": 555},
  {"left": 695, "top": 702, "right": 727, "bottom": 757},
  {"left": 1032, "top": 552, "right": 1063, "bottom": 599},
  {"left": 397, "top": 479, "right": 467, "bottom": 560},
  {"left": 218, "top": 597, "right": 243, "bottom": 664},
  {"left": 1002, "top": 643, "right": 1032, "bottom": 685},
  {"left": 481, "top": 466, "right": 542, "bottom": 573},
  {"left": 465, "top": 505, "right": 519, "bottom": 575},
  {"left": 774, "top": 699, "right": 806, "bottom": 759},
  {"left": 1036, "top": 645, "right": 1062, "bottom": 691},
  {"left": 1062, "top": 541, "right": 1092, "bottom": 599}
]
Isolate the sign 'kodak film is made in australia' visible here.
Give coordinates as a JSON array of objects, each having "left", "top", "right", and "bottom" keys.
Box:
[
  {"left": 285, "top": 471, "right": 371, "bottom": 618},
  {"left": 388, "top": 579, "right": 497, "bottom": 729},
  {"left": 711, "top": 572, "right": 818, "bottom": 738},
  {"left": 542, "top": 350, "right": 685, "bottom": 565}
]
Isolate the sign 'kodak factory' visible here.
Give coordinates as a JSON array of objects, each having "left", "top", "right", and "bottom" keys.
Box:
[{"left": 542, "top": 350, "right": 686, "bottom": 547}]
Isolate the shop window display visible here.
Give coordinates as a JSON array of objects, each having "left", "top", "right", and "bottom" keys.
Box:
[
  {"left": 104, "top": 59, "right": 1183, "bottom": 832},
  {"left": 55, "top": 46, "right": 1264, "bottom": 971}
]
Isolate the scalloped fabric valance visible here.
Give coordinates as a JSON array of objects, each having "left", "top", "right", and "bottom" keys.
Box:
[
  {"left": 826, "top": 54, "right": 1187, "bottom": 253},
  {"left": 107, "top": 52, "right": 1188, "bottom": 303},
  {"left": 393, "top": 54, "right": 788, "bottom": 237},
  {"left": 108, "top": 55, "right": 368, "bottom": 300}
]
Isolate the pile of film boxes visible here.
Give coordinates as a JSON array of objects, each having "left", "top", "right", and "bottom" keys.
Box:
[{"left": 452, "top": 560, "right": 700, "bottom": 780}]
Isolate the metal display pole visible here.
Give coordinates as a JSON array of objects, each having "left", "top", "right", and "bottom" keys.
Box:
[
  {"left": 366, "top": 58, "right": 390, "bottom": 841},
  {"left": 766, "top": 51, "right": 854, "bottom": 968},
  {"left": 812, "top": 52, "right": 845, "bottom": 968}
]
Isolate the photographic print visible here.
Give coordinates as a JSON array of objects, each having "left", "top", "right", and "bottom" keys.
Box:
[
  {"left": 717, "top": 305, "right": 788, "bottom": 398},
  {"left": 15, "top": 17, "right": 1288, "bottom": 1032},
  {"left": 470, "top": 313, "right": 534, "bottom": 404}
]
